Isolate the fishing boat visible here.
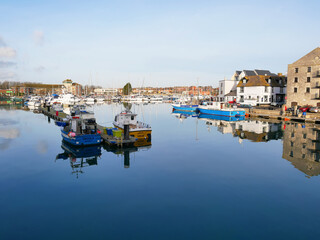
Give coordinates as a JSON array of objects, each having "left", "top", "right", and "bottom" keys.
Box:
[
  {"left": 172, "top": 102, "right": 198, "bottom": 112},
  {"left": 113, "top": 110, "right": 152, "bottom": 140},
  {"left": 60, "top": 114, "right": 101, "bottom": 146},
  {"left": 198, "top": 102, "right": 245, "bottom": 117}
]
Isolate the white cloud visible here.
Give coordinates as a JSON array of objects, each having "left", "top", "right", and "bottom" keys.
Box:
[
  {"left": 0, "top": 71, "right": 17, "bottom": 80},
  {"left": 33, "top": 30, "right": 44, "bottom": 46},
  {"left": 0, "top": 47, "right": 16, "bottom": 58},
  {"left": 0, "top": 61, "right": 16, "bottom": 68}
]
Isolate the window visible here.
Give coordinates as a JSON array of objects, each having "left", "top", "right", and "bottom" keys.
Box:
[
  {"left": 302, "top": 154, "right": 306, "bottom": 159},
  {"left": 257, "top": 96, "right": 260, "bottom": 102},
  {"left": 308, "top": 67, "right": 311, "bottom": 72},
  {"left": 307, "top": 77, "right": 311, "bottom": 82},
  {"left": 295, "top": 68, "right": 299, "bottom": 73},
  {"left": 280, "top": 87, "right": 284, "bottom": 93},
  {"left": 290, "top": 151, "right": 293, "bottom": 157},
  {"left": 264, "top": 96, "right": 268, "bottom": 102},
  {"left": 306, "top": 87, "right": 310, "bottom": 93},
  {"left": 294, "top": 88, "right": 298, "bottom": 93},
  {"left": 291, "top": 141, "right": 294, "bottom": 147},
  {"left": 265, "top": 87, "right": 268, "bottom": 93},
  {"left": 291, "top": 132, "right": 294, "bottom": 137},
  {"left": 240, "top": 87, "right": 244, "bottom": 93},
  {"left": 294, "top": 77, "right": 298, "bottom": 83},
  {"left": 303, "top": 133, "right": 307, "bottom": 139},
  {"left": 131, "top": 116, "right": 134, "bottom": 120},
  {"left": 272, "top": 87, "right": 274, "bottom": 93},
  {"left": 249, "top": 96, "right": 251, "bottom": 99}
]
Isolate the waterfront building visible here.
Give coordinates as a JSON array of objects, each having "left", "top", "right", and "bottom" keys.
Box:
[
  {"left": 286, "top": 47, "right": 320, "bottom": 107},
  {"left": 218, "top": 78, "right": 238, "bottom": 102},
  {"left": 63, "top": 79, "right": 83, "bottom": 95},
  {"left": 236, "top": 74, "right": 286, "bottom": 105},
  {"left": 94, "top": 88, "right": 118, "bottom": 95}
]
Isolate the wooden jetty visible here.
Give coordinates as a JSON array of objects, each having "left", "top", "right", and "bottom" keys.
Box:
[
  {"left": 96, "top": 124, "right": 137, "bottom": 147},
  {"left": 40, "top": 105, "right": 138, "bottom": 148},
  {"left": 40, "top": 106, "right": 67, "bottom": 121}
]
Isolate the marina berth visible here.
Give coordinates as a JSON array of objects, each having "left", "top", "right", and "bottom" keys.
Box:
[
  {"left": 113, "top": 110, "right": 152, "bottom": 140},
  {"left": 198, "top": 101, "right": 245, "bottom": 117}
]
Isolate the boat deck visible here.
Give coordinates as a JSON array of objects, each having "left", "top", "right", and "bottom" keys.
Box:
[{"left": 97, "top": 124, "right": 137, "bottom": 147}]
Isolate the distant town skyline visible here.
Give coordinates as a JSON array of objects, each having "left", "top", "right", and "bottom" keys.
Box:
[{"left": 0, "top": 0, "right": 320, "bottom": 88}]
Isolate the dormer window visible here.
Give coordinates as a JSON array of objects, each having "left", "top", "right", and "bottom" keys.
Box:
[
  {"left": 243, "top": 79, "right": 247, "bottom": 84},
  {"left": 268, "top": 78, "right": 271, "bottom": 84}
]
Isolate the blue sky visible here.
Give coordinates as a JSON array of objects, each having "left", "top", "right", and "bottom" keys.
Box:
[{"left": 0, "top": 0, "right": 319, "bottom": 88}]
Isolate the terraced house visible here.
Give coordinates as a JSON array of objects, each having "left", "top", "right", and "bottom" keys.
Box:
[
  {"left": 287, "top": 47, "right": 320, "bottom": 107},
  {"left": 236, "top": 74, "right": 287, "bottom": 106}
]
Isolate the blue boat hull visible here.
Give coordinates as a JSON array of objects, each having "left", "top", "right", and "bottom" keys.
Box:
[
  {"left": 198, "top": 108, "right": 246, "bottom": 117},
  {"left": 172, "top": 104, "right": 198, "bottom": 112},
  {"left": 172, "top": 110, "right": 198, "bottom": 117},
  {"left": 61, "top": 130, "right": 101, "bottom": 146},
  {"left": 198, "top": 114, "right": 245, "bottom": 121}
]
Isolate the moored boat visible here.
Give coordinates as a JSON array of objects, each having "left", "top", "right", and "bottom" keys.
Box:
[
  {"left": 198, "top": 102, "right": 245, "bottom": 117},
  {"left": 113, "top": 110, "right": 152, "bottom": 140},
  {"left": 60, "top": 114, "right": 101, "bottom": 146}
]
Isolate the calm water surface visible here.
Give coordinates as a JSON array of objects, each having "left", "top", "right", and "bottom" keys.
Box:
[{"left": 1, "top": 103, "right": 320, "bottom": 240}]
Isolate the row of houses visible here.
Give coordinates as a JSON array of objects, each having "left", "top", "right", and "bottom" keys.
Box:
[
  {"left": 218, "top": 47, "right": 320, "bottom": 107},
  {"left": 218, "top": 69, "right": 287, "bottom": 106}
]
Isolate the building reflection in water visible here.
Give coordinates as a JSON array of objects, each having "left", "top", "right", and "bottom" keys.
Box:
[
  {"left": 199, "top": 115, "right": 320, "bottom": 177},
  {"left": 282, "top": 123, "right": 320, "bottom": 177},
  {"left": 234, "top": 120, "right": 283, "bottom": 142},
  {"left": 103, "top": 138, "right": 152, "bottom": 168},
  {"left": 56, "top": 141, "right": 102, "bottom": 178}
]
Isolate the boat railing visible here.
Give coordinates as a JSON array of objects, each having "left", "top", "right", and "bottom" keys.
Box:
[{"left": 137, "top": 121, "right": 151, "bottom": 128}]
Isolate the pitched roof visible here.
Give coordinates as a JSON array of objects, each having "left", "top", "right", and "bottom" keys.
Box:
[
  {"left": 254, "top": 69, "right": 277, "bottom": 76},
  {"left": 225, "top": 90, "right": 237, "bottom": 96},
  {"left": 237, "top": 75, "right": 287, "bottom": 87},
  {"left": 242, "top": 70, "right": 256, "bottom": 76},
  {"left": 291, "top": 47, "right": 320, "bottom": 66}
]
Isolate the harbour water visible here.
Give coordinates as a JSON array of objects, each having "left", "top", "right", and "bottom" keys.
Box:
[{"left": 1, "top": 103, "right": 320, "bottom": 239}]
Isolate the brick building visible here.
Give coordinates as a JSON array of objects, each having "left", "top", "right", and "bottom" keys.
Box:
[{"left": 287, "top": 47, "right": 320, "bottom": 107}]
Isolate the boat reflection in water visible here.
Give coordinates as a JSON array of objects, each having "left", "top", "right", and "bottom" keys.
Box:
[
  {"left": 56, "top": 141, "right": 102, "bottom": 178},
  {"left": 103, "top": 138, "right": 151, "bottom": 168},
  {"left": 171, "top": 110, "right": 198, "bottom": 123}
]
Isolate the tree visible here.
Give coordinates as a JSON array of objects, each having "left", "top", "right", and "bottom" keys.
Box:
[{"left": 123, "top": 82, "right": 132, "bottom": 95}]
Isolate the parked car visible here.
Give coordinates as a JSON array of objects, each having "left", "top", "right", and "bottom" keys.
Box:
[
  {"left": 238, "top": 104, "right": 253, "bottom": 109},
  {"left": 309, "top": 107, "right": 319, "bottom": 113},
  {"left": 271, "top": 102, "right": 284, "bottom": 107},
  {"left": 299, "top": 105, "right": 312, "bottom": 112}
]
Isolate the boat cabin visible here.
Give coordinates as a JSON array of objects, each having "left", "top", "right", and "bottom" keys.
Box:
[
  {"left": 114, "top": 111, "right": 138, "bottom": 126},
  {"left": 64, "top": 115, "right": 98, "bottom": 135}
]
